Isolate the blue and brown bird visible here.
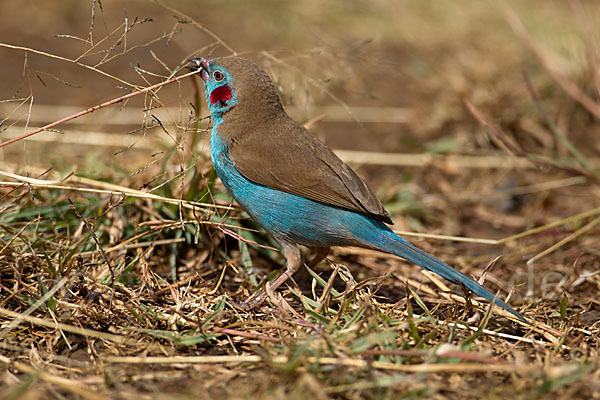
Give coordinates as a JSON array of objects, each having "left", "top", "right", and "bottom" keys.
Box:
[{"left": 188, "top": 57, "right": 525, "bottom": 322}]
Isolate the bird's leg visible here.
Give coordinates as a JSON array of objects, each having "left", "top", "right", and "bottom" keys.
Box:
[
  {"left": 293, "top": 246, "right": 330, "bottom": 285},
  {"left": 306, "top": 247, "right": 330, "bottom": 269},
  {"left": 241, "top": 241, "right": 302, "bottom": 310}
]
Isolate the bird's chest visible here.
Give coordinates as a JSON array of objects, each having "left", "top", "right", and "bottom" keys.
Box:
[{"left": 210, "top": 129, "right": 248, "bottom": 198}]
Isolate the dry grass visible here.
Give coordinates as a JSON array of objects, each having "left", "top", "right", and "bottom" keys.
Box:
[{"left": 1, "top": 1, "right": 600, "bottom": 399}]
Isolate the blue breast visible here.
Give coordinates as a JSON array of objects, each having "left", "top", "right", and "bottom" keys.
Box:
[{"left": 210, "top": 128, "right": 396, "bottom": 248}]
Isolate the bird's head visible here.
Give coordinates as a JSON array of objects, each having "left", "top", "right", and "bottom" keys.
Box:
[{"left": 188, "top": 57, "right": 283, "bottom": 120}]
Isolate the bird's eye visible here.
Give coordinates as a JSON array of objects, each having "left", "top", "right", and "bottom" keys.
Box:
[{"left": 213, "top": 71, "right": 224, "bottom": 81}]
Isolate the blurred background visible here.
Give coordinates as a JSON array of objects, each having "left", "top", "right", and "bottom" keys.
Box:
[{"left": 3, "top": 0, "right": 598, "bottom": 166}]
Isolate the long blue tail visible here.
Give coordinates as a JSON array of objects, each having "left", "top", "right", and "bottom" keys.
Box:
[{"left": 365, "top": 227, "right": 526, "bottom": 322}]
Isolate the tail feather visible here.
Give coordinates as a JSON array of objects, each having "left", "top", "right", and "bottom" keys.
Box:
[{"left": 378, "top": 231, "right": 526, "bottom": 322}]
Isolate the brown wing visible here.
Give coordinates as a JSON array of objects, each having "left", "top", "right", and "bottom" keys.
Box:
[{"left": 226, "top": 115, "right": 392, "bottom": 224}]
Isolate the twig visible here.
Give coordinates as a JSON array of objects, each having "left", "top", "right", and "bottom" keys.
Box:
[
  {"left": 155, "top": 0, "right": 237, "bottom": 55},
  {"left": 0, "top": 70, "right": 197, "bottom": 148},
  {"left": 0, "top": 42, "right": 136, "bottom": 88}
]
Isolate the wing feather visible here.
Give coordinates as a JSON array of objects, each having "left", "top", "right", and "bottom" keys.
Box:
[{"left": 225, "top": 115, "right": 392, "bottom": 224}]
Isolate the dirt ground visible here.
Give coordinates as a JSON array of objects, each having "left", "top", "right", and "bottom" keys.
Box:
[{"left": 1, "top": 1, "right": 599, "bottom": 399}]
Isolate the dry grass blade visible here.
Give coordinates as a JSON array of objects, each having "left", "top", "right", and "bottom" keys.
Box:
[
  {"left": 336, "top": 150, "right": 534, "bottom": 169},
  {"left": 436, "top": 320, "right": 566, "bottom": 349},
  {"left": 464, "top": 99, "right": 596, "bottom": 179},
  {"left": 527, "top": 216, "right": 600, "bottom": 265},
  {"left": 0, "top": 308, "right": 130, "bottom": 344},
  {"left": 498, "top": 206, "right": 600, "bottom": 244},
  {"left": 103, "top": 354, "right": 523, "bottom": 373},
  {"left": 522, "top": 71, "right": 595, "bottom": 172},
  {"left": 0, "top": 277, "right": 68, "bottom": 339},
  {"left": 2, "top": 361, "right": 107, "bottom": 400},
  {"left": 0, "top": 173, "right": 233, "bottom": 212}
]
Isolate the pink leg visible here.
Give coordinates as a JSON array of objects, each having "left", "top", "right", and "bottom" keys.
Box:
[
  {"left": 241, "top": 245, "right": 330, "bottom": 310},
  {"left": 307, "top": 247, "right": 330, "bottom": 269}
]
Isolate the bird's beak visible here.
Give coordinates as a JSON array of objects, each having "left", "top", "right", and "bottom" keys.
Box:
[{"left": 187, "top": 58, "right": 210, "bottom": 82}]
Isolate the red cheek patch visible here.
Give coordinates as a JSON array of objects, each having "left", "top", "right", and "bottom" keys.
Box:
[{"left": 210, "top": 85, "right": 233, "bottom": 104}]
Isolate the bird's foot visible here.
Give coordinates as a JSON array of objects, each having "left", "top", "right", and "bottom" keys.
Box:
[
  {"left": 232, "top": 244, "right": 308, "bottom": 312},
  {"left": 232, "top": 290, "right": 268, "bottom": 311}
]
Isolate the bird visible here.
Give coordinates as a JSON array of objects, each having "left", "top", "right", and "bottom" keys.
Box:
[{"left": 187, "top": 56, "right": 525, "bottom": 322}]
